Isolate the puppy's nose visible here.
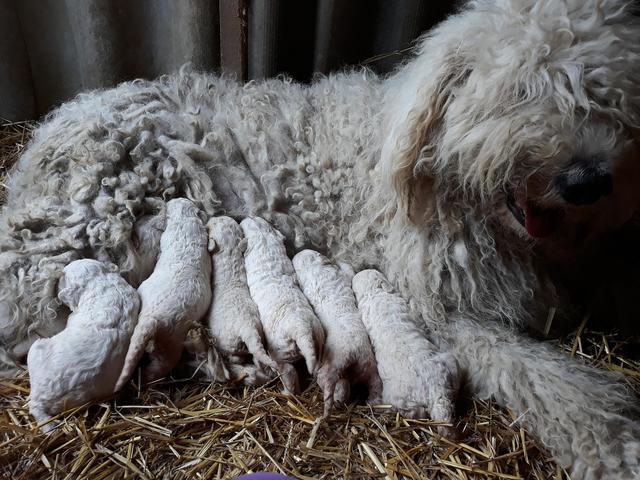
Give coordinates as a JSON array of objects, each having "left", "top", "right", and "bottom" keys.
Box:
[{"left": 554, "top": 166, "right": 613, "bottom": 205}]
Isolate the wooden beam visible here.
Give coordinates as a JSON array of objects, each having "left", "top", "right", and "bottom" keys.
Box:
[{"left": 219, "top": 0, "right": 247, "bottom": 81}]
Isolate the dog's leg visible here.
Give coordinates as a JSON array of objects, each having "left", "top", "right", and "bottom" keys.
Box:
[{"left": 445, "top": 317, "right": 640, "bottom": 479}]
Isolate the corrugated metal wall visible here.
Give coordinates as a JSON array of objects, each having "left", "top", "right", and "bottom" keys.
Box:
[{"left": 0, "top": 0, "right": 455, "bottom": 121}]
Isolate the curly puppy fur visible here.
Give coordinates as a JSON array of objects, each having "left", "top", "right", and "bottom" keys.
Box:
[
  {"left": 1, "top": 0, "right": 640, "bottom": 474},
  {"left": 240, "top": 217, "right": 325, "bottom": 394},
  {"left": 292, "top": 249, "right": 382, "bottom": 416},
  {"left": 352, "top": 269, "right": 460, "bottom": 435},
  {"left": 114, "top": 198, "right": 211, "bottom": 390},
  {"left": 28, "top": 259, "right": 140, "bottom": 432},
  {"left": 206, "top": 216, "right": 276, "bottom": 375}
]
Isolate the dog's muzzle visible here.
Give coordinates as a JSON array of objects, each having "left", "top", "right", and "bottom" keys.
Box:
[{"left": 506, "top": 189, "right": 564, "bottom": 238}]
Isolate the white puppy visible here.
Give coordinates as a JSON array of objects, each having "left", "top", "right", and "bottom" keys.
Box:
[
  {"left": 293, "top": 250, "right": 382, "bottom": 416},
  {"left": 240, "top": 217, "right": 325, "bottom": 394},
  {"left": 352, "top": 269, "right": 459, "bottom": 434},
  {"left": 115, "top": 198, "right": 212, "bottom": 390},
  {"left": 28, "top": 259, "right": 140, "bottom": 432},
  {"left": 207, "top": 216, "right": 276, "bottom": 379}
]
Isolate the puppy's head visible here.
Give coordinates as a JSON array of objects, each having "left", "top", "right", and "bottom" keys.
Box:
[
  {"left": 292, "top": 249, "right": 328, "bottom": 270},
  {"left": 58, "top": 259, "right": 113, "bottom": 308},
  {"left": 381, "top": 0, "right": 640, "bottom": 257},
  {"left": 239, "top": 217, "right": 285, "bottom": 242},
  {"left": 206, "top": 216, "right": 245, "bottom": 253},
  {"left": 352, "top": 269, "right": 394, "bottom": 300},
  {"left": 166, "top": 197, "right": 200, "bottom": 219}
]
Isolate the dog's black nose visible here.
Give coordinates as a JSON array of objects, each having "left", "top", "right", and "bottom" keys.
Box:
[{"left": 554, "top": 167, "right": 613, "bottom": 205}]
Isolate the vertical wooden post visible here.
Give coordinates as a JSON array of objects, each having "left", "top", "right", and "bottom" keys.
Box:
[{"left": 219, "top": 0, "right": 248, "bottom": 81}]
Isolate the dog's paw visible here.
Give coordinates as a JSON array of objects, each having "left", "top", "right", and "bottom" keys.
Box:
[
  {"left": 569, "top": 432, "right": 640, "bottom": 480},
  {"left": 385, "top": 350, "right": 461, "bottom": 437},
  {"left": 316, "top": 354, "right": 382, "bottom": 417}
]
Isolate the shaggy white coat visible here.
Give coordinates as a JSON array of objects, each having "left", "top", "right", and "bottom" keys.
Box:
[
  {"left": 206, "top": 216, "right": 276, "bottom": 376},
  {"left": 114, "top": 198, "right": 211, "bottom": 390},
  {"left": 2, "top": 0, "right": 640, "bottom": 475},
  {"left": 292, "top": 249, "right": 382, "bottom": 416},
  {"left": 352, "top": 269, "right": 459, "bottom": 433},
  {"left": 28, "top": 259, "right": 140, "bottom": 432},
  {"left": 240, "top": 217, "right": 325, "bottom": 394}
]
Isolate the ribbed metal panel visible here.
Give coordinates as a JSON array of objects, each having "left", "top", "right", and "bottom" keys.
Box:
[
  {"left": 370, "top": 0, "right": 453, "bottom": 72},
  {"left": 314, "top": 0, "right": 376, "bottom": 74},
  {"left": 248, "top": 0, "right": 281, "bottom": 80},
  {"left": 1, "top": 0, "right": 457, "bottom": 120}
]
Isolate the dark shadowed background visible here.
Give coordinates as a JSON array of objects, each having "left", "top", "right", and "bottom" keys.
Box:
[{"left": 0, "top": 0, "right": 455, "bottom": 121}]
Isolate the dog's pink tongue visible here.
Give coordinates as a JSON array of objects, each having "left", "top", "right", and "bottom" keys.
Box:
[{"left": 524, "top": 202, "right": 556, "bottom": 238}]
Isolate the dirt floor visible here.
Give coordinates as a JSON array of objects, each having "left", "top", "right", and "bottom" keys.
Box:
[{"left": 1, "top": 119, "right": 639, "bottom": 479}]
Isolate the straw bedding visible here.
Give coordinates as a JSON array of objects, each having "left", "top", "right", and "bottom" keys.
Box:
[{"left": 1, "top": 120, "right": 639, "bottom": 480}]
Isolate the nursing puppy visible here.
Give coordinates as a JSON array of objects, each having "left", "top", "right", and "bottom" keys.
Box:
[
  {"left": 115, "top": 198, "right": 211, "bottom": 390},
  {"left": 293, "top": 250, "right": 382, "bottom": 416},
  {"left": 28, "top": 259, "right": 140, "bottom": 432},
  {"left": 352, "top": 269, "right": 459, "bottom": 435},
  {"left": 241, "top": 217, "right": 325, "bottom": 394}
]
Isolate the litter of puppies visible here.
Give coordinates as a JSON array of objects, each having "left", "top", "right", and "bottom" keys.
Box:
[{"left": 21, "top": 199, "right": 461, "bottom": 436}]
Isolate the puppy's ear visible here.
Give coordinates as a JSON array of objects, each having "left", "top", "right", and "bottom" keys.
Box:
[
  {"left": 208, "top": 237, "right": 217, "bottom": 253},
  {"left": 380, "top": 37, "right": 468, "bottom": 223},
  {"left": 197, "top": 209, "right": 209, "bottom": 225},
  {"left": 57, "top": 276, "right": 81, "bottom": 309},
  {"left": 238, "top": 238, "right": 248, "bottom": 253}
]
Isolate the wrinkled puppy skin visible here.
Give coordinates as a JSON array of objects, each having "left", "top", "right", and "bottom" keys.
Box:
[
  {"left": 115, "top": 198, "right": 212, "bottom": 390},
  {"left": 207, "top": 216, "right": 277, "bottom": 379},
  {"left": 292, "top": 249, "right": 382, "bottom": 416},
  {"left": 181, "top": 326, "right": 230, "bottom": 383},
  {"left": 183, "top": 326, "right": 276, "bottom": 387},
  {"left": 352, "top": 269, "right": 460, "bottom": 436},
  {"left": 240, "top": 217, "right": 325, "bottom": 394},
  {"left": 28, "top": 259, "right": 140, "bottom": 432}
]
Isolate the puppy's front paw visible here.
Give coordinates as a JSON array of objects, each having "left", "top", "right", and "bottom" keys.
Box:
[{"left": 395, "top": 351, "right": 460, "bottom": 437}]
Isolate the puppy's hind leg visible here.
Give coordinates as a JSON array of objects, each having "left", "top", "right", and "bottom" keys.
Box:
[{"left": 447, "top": 317, "right": 640, "bottom": 479}]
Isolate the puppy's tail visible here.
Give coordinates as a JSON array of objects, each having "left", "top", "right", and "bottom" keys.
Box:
[
  {"left": 114, "top": 318, "right": 156, "bottom": 392},
  {"left": 447, "top": 318, "right": 640, "bottom": 475}
]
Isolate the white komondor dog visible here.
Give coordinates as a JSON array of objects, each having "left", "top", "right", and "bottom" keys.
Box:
[{"left": 1, "top": 0, "right": 639, "bottom": 476}]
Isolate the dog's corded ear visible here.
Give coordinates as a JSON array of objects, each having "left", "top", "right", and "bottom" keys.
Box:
[{"left": 380, "top": 39, "right": 468, "bottom": 223}]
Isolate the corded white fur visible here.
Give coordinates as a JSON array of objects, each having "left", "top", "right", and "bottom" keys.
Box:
[
  {"left": 28, "top": 259, "right": 140, "bottom": 432},
  {"left": 292, "top": 249, "right": 382, "bottom": 416},
  {"left": 1, "top": 0, "right": 639, "bottom": 475}
]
